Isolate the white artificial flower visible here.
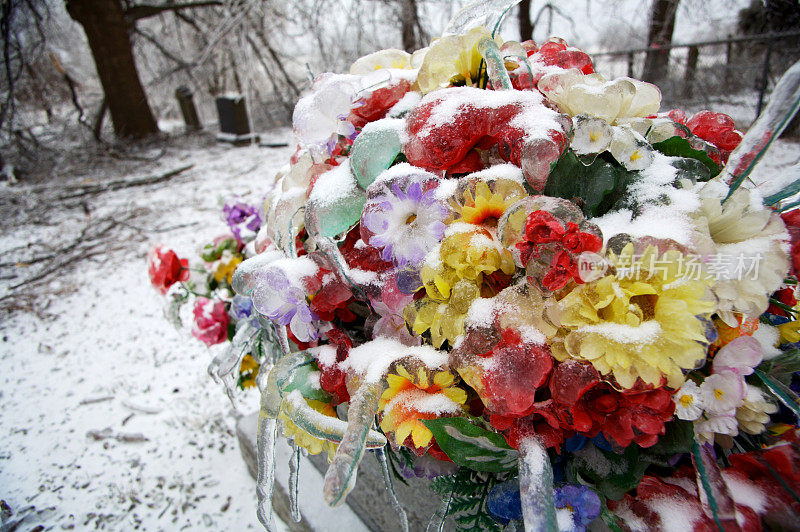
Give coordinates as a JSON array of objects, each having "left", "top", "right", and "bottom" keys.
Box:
[
  {"left": 608, "top": 126, "right": 654, "bottom": 171},
  {"left": 674, "top": 380, "right": 704, "bottom": 421},
  {"left": 700, "top": 371, "right": 745, "bottom": 415},
  {"left": 571, "top": 115, "right": 613, "bottom": 155},
  {"left": 736, "top": 384, "right": 779, "bottom": 435},
  {"left": 694, "top": 413, "right": 739, "bottom": 443},
  {"left": 349, "top": 48, "right": 412, "bottom": 75}
]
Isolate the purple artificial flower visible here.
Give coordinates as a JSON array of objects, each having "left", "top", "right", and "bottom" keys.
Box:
[
  {"left": 229, "top": 294, "right": 254, "bottom": 320},
  {"left": 553, "top": 484, "right": 601, "bottom": 532},
  {"left": 251, "top": 259, "right": 320, "bottom": 343},
  {"left": 223, "top": 200, "right": 262, "bottom": 242},
  {"left": 398, "top": 453, "right": 458, "bottom": 480},
  {"left": 361, "top": 168, "right": 448, "bottom": 267}
]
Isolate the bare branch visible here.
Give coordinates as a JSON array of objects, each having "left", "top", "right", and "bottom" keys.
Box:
[{"left": 124, "top": 1, "right": 222, "bottom": 23}]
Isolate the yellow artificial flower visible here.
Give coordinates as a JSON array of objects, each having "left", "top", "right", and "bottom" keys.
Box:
[
  {"left": 778, "top": 320, "right": 800, "bottom": 344},
  {"left": 213, "top": 250, "right": 243, "bottom": 284},
  {"left": 239, "top": 354, "right": 259, "bottom": 389},
  {"left": 416, "top": 26, "right": 501, "bottom": 94},
  {"left": 279, "top": 398, "right": 339, "bottom": 461},
  {"left": 405, "top": 227, "right": 516, "bottom": 347},
  {"left": 554, "top": 243, "right": 716, "bottom": 389},
  {"left": 449, "top": 176, "right": 527, "bottom": 228},
  {"left": 378, "top": 364, "right": 467, "bottom": 449}
]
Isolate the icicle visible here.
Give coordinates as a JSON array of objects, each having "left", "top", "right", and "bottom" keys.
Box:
[
  {"left": 477, "top": 36, "right": 512, "bottom": 90},
  {"left": 288, "top": 442, "right": 302, "bottom": 522},
  {"left": 315, "top": 237, "right": 375, "bottom": 313},
  {"left": 256, "top": 414, "right": 279, "bottom": 531},
  {"left": 255, "top": 360, "right": 280, "bottom": 531},
  {"left": 425, "top": 487, "right": 453, "bottom": 532},
  {"left": 518, "top": 437, "right": 558, "bottom": 532},
  {"left": 323, "top": 381, "right": 386, "bottom": 507},
  {"left": 281, "top": 390, "right": 386, "bottom": 447},
  {"left": 723, "top": 59, "right": 800, "bottom": 200},
  {"left": 375, "top": 447, "right": 409, "bottom": 532},
  {"left": 207, "top": 319, "right": 260, "bottom": 404}
]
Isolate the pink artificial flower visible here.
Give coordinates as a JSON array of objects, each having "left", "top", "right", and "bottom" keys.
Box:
[
  {"left": 712, "top": 335, "right": 763, "bottom": 377},
  {"left": 192, "top": 297, "right": 230, "bottom": 346}
]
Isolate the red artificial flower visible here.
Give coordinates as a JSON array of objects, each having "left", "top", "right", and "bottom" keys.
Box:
[
  {"left": 348, "top": 79, "right": 411, "bottom": 128},
  {"left": 686, "top": 110, "right": 743, "bottom": 163},
  {"left": 542, "top": 250, "right": 579, "bottom": 291},
  {"left": 477, "top": 328, "right": 554, "bottom": 417},
  {"left": 341, "top": 225, "right": 394, "bottom": 273},
  {"left": 524, "top": 210, "right": 566, "bottom": 245},
  {"left": 494, "top": 401, "right": 568, "bottom": 451},
  {"left": 768, "top": 287, "right": 798, "bottom": 317},
  {"left": 191, "top": 297, "right": 230, "bottom": 346},
  {"left": 148, "top": 247, "right": 189, "bottom": 294},
  {"left": 549, "top": 360, "right": 675, "bottom": 448},
  {"left": 317, "top": 327, "right": 352, "bottom": 404},
  {"left": 562, "top": 222, "right": 602, "bottom": 255},
  {"left": 781, "top": 209, "right": 800, "bottom": 277}
]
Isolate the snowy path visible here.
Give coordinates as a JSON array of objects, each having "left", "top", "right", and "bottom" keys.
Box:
[{"left": 0, "top": 131, "right": 797, "bottom": 530}]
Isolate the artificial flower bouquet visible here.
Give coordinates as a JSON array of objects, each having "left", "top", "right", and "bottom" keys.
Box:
[
  {"left": 151, "top": 3, "right": 800, "bottom": 531},
  {"left": 148, "top": 198, "right": 273, "bottom": 389}
]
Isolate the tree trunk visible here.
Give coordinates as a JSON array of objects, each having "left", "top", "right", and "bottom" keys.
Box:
[
  {"left": 400, "top": 0, "right": 423, "bottom": 53},
  {"left": 65, "top": 0, "right": 159, "bottom": 139},
  {"left": 641, "top": 0, "right": 680, "bottom": 83},
  {"left": 518, "top": 0, "right": 533, "bottom": 41}
]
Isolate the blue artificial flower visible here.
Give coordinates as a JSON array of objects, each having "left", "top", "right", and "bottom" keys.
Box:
[
  {"left": 553, "top": 484, "right": 601, "bottom": 532},
  {"left": 486, "top": 479, "right": 522, "bottom": 522}
]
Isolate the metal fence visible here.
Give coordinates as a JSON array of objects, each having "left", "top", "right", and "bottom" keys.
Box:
[{"left": 591, "top": 30, "right": 800, "bottom": 128}]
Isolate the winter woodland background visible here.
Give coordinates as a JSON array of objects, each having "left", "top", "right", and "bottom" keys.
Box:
[{"left": 0, "top": 0, "right": 798, "bottom": 530}]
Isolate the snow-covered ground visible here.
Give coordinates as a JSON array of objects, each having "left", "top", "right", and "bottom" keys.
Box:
[{"left": 0, "top": 129, "right": 798, "bottom": 531}]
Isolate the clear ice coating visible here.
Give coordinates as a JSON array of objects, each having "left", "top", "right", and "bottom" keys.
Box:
[
  {"left": 443, "top": 0, "right": 522, "bottom": 35},
  {"left": 207, "top": 318, "right": 260, "bottom": 404},
  {"left": 305, "top": 159, "right": 367, "bottom": 238},
  {"left": 256, "top": 412, "right": 279, "bottom": 531},
  {"left": 425, "top": 488, "right": 453, "bottom": 532},
  {"left": 231, "top": 250, "right": 285, "bottom": 296},
  {"left": 722, "top": 59, "right": 800, "bottom": 198},
  {"left": 375, "top": 447, "right": 410, "bottom": 532},
  {"left": 349, "top": 120, "right": 404, "bottom": 189},
  {"left": 477, "top": 36, "right": 512, "bottom": 90},
  {"left": 289, "top": 442, "right": 302, "bottom": 522},
  {"left": 323, "top": 381, "right": 386, "bottom": 507},
  {"left": 518, "top": 437, "right": 558, "bottom": 532}
]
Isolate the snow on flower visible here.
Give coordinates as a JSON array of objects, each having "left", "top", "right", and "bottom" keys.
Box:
[
  {"left": 191, "top": 297, "right": 230, "bottom": 346},
  {"left": 148, "top": 246, "right": 189, "bottom": 294}
]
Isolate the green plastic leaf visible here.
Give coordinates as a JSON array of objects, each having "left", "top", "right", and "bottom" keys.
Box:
[
  {"left": 644, "top": 419, "right": 695, "bottom": 457},
  {"left": 764, "top": 179, "right": 800, "bottom": 205},
  {"left": 671, "top": 156, "right": 713, "bottom": 183},
  {"left": 652, "top": 136, "right": 721, "bottom": 176},
  {"left": 349, "top": 124, "right": 403, "bottom": 189},
  {"left": 543, "top": 151, "right": 636, "bottom": 217},
  {"left": 757, "top": 349, "right": 800, "bottom": 385},
  {"left": 421, "top": 417, "right": 518, "bottom": 473},
  {"left": 570, "top": 444, "right": 649, "bottom": 501},
  {"left": 755, "top": 368, "right": 800, "bottom": 419}
]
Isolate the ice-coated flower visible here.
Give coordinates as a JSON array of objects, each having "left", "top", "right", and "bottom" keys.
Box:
[
  {"left": 212, "top": 249, "right": 243, "bottom": 285},
  {"left": 447, "top": 171, "right": 527, "bottom": 228},
  {"left": 736, "top": 384, "right": 778, "bottom": 435},
  {"left": 252, "top": 257, "right": 321, "bottom": 343},
  {"left": 192, "top": 297, "right": 230, "bottom": 346},
  {"left": 292, "top": 73, "right": 361, "bottom": 158},
  {"left": 361, "top": 168, "right": 448, "bottom": 267},
  {"left": 692, "top": 182, "right": 789, "bottom": 322},
  {"left": 223, "top": 199, "right": 262, "bottom": 242},
  {"left": 608, "top": 125, "right": 654, "bottom": 170},
  {"left": 148, "top": 246, "right": 189, "bottom": 294},
  {"left": 700, "top": 371, "right": 745, "bottom": 415},
  {"left": 553, "top": 243, "right": 716, "bottom": 389},
  {"left": 378, "top": 363, "right": 467, "bottom": 450},
  {"left": 349, "top": 48, "right": 413, "bottom": 74},
  {"left": 229, "top": 294, "right": 254, "bottom": 320},
  {"left": 571, "top": 114, "right": 613, "bottom": 155},
  {"left": 405, "top": 227, "right": 516, "bottom": 348},
  {"left": 553, "top": 484, "right": 602, "bottom": 532},
  {"left": 238, "top": 354, "right": 259, "bottom": 389},
  {"left": 538, "top": 69, "right": 661, "bottom": 124},
  {"left": 279, "top": 397, "right": 339, "bottom": 461},
  {"left": 673, "top": 380, "right": 704, "bottom": 421},
  {"left": 416, "top": 26, "right": 500, "bottom": 94},
  {"left": 398, "top": 452, "right": 459, "bottom": 480},
  {"left": 712, "top": 335, "right": 763, "bottom": 377}
]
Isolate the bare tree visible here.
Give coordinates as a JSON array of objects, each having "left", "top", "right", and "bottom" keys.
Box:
[
  {"left": 518, "top": 0, "right": 532, "bottom": 41},
  {"left": 641, "top": 0, "right": 680, "bottom": 83},
  {"left": 399, "top": 0, "right": 426, "bottom": 53}
]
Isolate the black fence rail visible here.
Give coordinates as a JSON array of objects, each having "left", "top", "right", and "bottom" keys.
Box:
[{"left": 591, "top": 30, "right": 800, "bottom": 127}]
